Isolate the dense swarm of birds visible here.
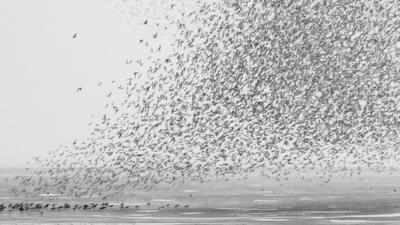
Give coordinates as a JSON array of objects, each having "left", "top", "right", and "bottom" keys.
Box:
[{"left": 16, "top": 0, "right": 400, "bottom": 196}]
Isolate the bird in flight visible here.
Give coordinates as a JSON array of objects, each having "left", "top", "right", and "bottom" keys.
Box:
[
  {"left": 72, "top": 33, "right": 77, "bottom": 39},
  {"left": 76, "top": 87, "right": 82, "bottom": 92}
]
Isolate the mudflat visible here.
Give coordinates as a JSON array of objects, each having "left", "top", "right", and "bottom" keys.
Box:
[{"left": 1, "top": 168, "right": 400, "bottom": 225}]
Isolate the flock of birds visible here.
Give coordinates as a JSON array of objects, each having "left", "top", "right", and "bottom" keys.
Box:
[
  {"left": 15, "top": 0, "right": 400, "bottom": 197},
  {"left": 0, "top": 201, "right": 190, "bottom": 213}
]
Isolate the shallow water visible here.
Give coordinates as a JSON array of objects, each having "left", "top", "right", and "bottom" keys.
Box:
[{"left": 1, "top": 168, "right": 400, "bottom": 224}]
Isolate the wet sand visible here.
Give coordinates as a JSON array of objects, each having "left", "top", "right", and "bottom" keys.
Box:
[{"left": 1, "top": 168, "right": 400, "bottom": 224}]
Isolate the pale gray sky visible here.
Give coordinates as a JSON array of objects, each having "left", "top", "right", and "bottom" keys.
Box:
[{"left": 0, "top": 0, "right": 155, "bottom": 167}]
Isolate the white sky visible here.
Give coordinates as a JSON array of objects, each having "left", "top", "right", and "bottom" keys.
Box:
[{"left": 0, "top": 0, "right": 154, "bottom": 167}]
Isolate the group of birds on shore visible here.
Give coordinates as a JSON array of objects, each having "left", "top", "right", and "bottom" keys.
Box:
[
  {"left": 0, "top": 201, "right": 189, "bottom": 213},
  {"left": 0, "top": 202, "right": 112, "bottom": 212},
  {"left": 16, "top": 0, "right": 400, "bottom": 197}
]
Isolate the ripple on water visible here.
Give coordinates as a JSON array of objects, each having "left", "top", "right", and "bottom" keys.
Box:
[
  {"left": 181, "top": 212, "right": 204, "bottom": 215},
  {"left": 329, "top": 219, "right": 377, "bottom": 224},
  {"left": 152, "top": 199, "right": 175, "bottom": 202},
  {"left": 0, "top": 196, "right": 14, "bottom": 199},
  {"left": 327, "top": 196, "right": 344, "bottom": 199},
  {"left": 338, "top": 213, "right": 400, "bottom": 218},
  {"left": 306, "top": 211, "right": 358, "bottom": 214},
  {"left": 182, "top": 190, "right": 198, "bottom": 193},
  {"left": 2, "top": 223, "right": 201, "bottom": 225},
  {"left": 124, "top": 202, "right": 145, "bottom": 206},
  {"left": 137, "top": 210, "right": 159, "bottom": 213},
  {"left": 253, "top": 199, "right": 279, "bottom": 203},
  {"left": 129, "top": 213, "right": 148, "bottom": 217},
  {"left": 39, "top": 193, "right": 63, "bottom": 197},
  {"left": 216, "top": 207, "right": 278, "bottom": 211},
  {"left": 298, "top": 197, "right": 313, "bottom": 200},
  {"left": 122, "top": 216, "right": 270, "bottom": 220},
  {"left": 252, "top": 218, "right": 289, "bottom": 222},
  {"left": 263, "top": 193, "right": 285, "bottom": 197}
]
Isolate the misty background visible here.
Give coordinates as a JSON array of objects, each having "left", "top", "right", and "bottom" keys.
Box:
[{"left": 0, "top": 0, "right": 157, "bottom": 167}]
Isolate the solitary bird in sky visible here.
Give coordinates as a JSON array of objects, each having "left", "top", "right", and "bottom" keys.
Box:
[
  {"left": 72, "top": 33, "right": 77, "bottom": 39},
  {"left": 77, "top": 87, "right": 82, "bottom": 92}
]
